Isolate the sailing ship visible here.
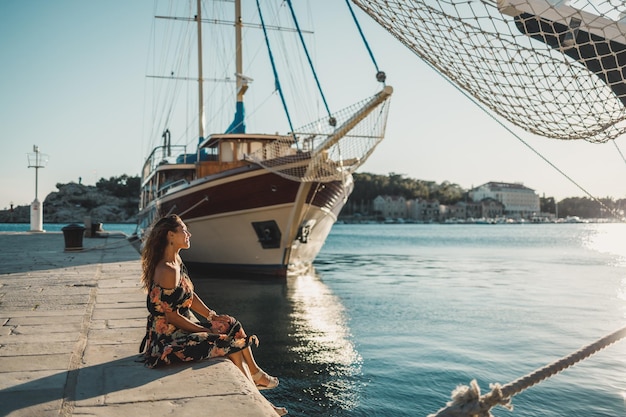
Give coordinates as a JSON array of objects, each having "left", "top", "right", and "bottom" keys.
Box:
[{"left": 135, "top": 0, "right": 392, "bottom": 276}]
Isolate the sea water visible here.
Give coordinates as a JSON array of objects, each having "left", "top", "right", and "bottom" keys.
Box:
[
  {"left": 0, "top": 223, "right": 137, "bottom": 235},
  {"left": 193, "top": 223, "right": 626, "bottom": 417},
  {"left": 3, "top": 222, "right": 623, "bottom": 416}
]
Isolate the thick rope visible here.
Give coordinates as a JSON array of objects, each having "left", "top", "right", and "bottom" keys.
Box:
[{"left": 428, "top": 325, "right": 626, "bottom": 417}]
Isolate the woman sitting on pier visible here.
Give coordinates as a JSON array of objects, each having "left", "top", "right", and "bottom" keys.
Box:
[{"left": 138, "top": 214, "right": 281, "bottom": 394}]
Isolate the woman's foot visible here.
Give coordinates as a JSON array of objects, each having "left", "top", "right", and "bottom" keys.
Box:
[
  {"left": 272, "top": 404, "right": 288, "bottom": 416},
  {"left": 252, "top": 369, "right": 279, "bottom": 390}
]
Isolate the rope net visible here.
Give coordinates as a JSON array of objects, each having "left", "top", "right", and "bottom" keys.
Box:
[
  {"left": 353, "top": 0, "right": 626, "bottom": 143},
  {"left": 246, "top": 87, "right": 392, "bottom": 182}
]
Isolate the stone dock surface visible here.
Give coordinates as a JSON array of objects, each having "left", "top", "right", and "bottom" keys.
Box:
[{"left": 0, "top": 232, "right": 278, "bottom": 417}]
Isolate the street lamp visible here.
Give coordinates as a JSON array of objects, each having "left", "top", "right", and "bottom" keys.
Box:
[{"left": 27, "top": 145, "right": 49, "bottom": 232}]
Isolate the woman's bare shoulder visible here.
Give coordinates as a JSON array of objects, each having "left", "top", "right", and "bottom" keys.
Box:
[{"left": 153, "top": 262, "right": 178, "bottom": 289}]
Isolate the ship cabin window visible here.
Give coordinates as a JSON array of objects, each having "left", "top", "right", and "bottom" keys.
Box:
[
  {"left": 237, "top": 142, "right": 245, "bottom": 160},
  {"left": 206, "top": 138, "right": 270, "bottom": 163},
  {"left": 223, "top": 139, "right": 264, "bottom": 161},
  {"left": 157, "top": 169, "right": 194, "bottom": 195},
  {"left": 142, "top": 179, "right": 157, "bottom": 204},
  {"left": 220, "top": 141, "right": 234, "bottom": 162},
  {"left": 249, "top": 141, "right": 263, "bottom": 157},
  {"left": 205, "top": 146, "right": 218, "bottom": 161}
]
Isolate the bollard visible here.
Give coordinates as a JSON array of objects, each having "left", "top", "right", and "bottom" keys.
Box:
[
  {"left": 61, "top": 224, "right": 86, "bottom": 251},
  {"left": 84, "top": 216, "right": 92, "bottom": 238},
  {"left": 91, "top": 222, "right": 103, "bottom": 236}
]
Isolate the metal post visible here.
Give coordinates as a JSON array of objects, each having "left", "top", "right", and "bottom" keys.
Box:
[
  {"left": 27, "top": 145, "right": 48, "bottom": 232},
  {"left": 196, "top": 0, "right": 204, "bottom": 143}
]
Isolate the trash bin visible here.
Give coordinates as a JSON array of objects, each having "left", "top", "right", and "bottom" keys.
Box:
[{"left": 62, "top": 223, "right": 86, "bottom": 251}]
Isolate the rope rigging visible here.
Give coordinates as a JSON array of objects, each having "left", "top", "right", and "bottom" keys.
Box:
[
  {"left": 255, "top": 0, "right": 297, "bottom": 143},
  {"left": 352, "top": 0, "right": 626, "bottom": 143},
  {"left": 263, "top": 0, "right": 388, "bottom": 130},
  {"left": 345, "top": 0, "right": 386, "bottom": 84},
  {"left": 284, "top": 0, "right": 336, "bottom": 127},
  {"left": 252, "top": 0, "right": 391, "bottom": 154},
  {"left": 351, "top": 0, "right": 626, "bottom": 218},
  {"left": 428, "top": 325, "right": 626, "bottom": 417},
  {"left": 145, "top": 0, "right": 393, "bottom": 185},
  {"left": 428, "top": 63, "right": 624, "bottom": 220}
]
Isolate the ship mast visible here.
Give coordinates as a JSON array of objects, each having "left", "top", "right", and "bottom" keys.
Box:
[
  {"left": 235, "top": 0, "right": 245, "bottom": 102},
  {"left": 196, "top": 0, "right": 205, "bottom": 145},
  {"left": 226, "top": 0, "right": 247, "bottom": 133}
]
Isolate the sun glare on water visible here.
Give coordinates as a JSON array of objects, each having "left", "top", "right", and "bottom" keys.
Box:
[{"left": 582, "top": 223, "right": 626, "bottom": 264}]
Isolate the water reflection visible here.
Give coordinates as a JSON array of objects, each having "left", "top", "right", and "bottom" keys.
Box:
[
  {"left": 286, "top": 272, "right": 362, "bottom": 412},
  {"left": 288, "top": 273, "right": 360, "bottom": 366},
  {"left": 581, "top": 223, "right": 626, "bottom": 265},
  {"left": 191, "top": 268, "right": 362, "bottom": 416}
]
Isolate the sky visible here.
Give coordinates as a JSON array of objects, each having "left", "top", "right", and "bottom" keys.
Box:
[{"left": 1, "top": 0, "right": 625, "bottom": 212}]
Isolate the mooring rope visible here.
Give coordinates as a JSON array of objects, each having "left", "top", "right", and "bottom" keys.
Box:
[{"left": 428, "top": 325, "right": 626, "bottom": 417}]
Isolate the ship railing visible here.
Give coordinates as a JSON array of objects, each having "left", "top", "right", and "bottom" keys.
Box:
[
  {"left": 157, "top": 179, "right": 189, "bottom": 197},
  {"left": 142, "top": 145, "right": 189, "bottom": 179}
]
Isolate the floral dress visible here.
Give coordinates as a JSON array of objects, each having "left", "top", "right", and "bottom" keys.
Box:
[{"left": 139, "top": 273, "right": 252, "bottom": 368}]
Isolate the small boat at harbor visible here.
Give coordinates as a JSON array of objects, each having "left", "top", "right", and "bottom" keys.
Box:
[{"left": 134, "top": 0, "right": 392, "bottom": 276}]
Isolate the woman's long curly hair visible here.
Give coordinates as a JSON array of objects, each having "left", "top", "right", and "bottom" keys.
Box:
[{"left": 140, "top": 214, "right": 183, "bottom": 291}]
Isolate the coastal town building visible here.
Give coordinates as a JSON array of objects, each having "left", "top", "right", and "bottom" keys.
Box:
[
  {"left": 437, "top": 199, "right": 505, "bottom": 222},
  {"left": 469, "top": 182, "right": 540, "bottom": 219},
  {"left": 364, "top": 181, "right": 540, "bottom": 223},
  {"left": 408, "top": 199, "right": 440, "bottom": 222},
  {"left": 480, "top": 197, "right": 505, "bottom": 219},
  {"left": 373, "top": 195, "right": 407, "bottom": 220}
]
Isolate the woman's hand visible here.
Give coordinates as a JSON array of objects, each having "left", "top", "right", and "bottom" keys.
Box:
[
  {"left": 164, "top": 309, "right": 211, "bottom": 334},
  {"left": 210, "top": 315, "right": 235, "bottom": 334},
  {"left": 213, "top": 314, "right": 235, "bottom": 325}
]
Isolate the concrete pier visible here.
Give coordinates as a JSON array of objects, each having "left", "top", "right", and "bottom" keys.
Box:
[{"left": 0, "top": 232, "right": 278, "bottom": 417}]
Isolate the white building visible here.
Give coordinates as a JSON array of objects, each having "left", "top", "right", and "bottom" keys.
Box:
[
  {"left": 470, "top": 182, "right": 540, "bottom": 219},
  {"left": 373, "top": 195, "right": 408, "bottom": 220}
]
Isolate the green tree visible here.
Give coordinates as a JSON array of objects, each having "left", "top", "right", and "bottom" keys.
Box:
[
  {"left": 431, "top": 181, "right": 464, "bottom": 204},
  {"left": 540, "top": 196, "right": 556, "bottom": 214},
  {"left": 96, "top": 175, "right": 140, "bottom": 199}
]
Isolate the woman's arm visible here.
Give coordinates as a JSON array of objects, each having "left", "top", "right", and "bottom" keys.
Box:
[
  {"left": 191, "top": 292, "right": 234, "bottom": 324},
  {"left": 191, "top": 292, "right": 217, "bottom": 320},
  {"left": 164, "top": 308, "right": 211, "bottom": 333}
]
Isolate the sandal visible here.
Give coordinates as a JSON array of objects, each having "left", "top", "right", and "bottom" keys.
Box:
[{"left": 252, "top": 369, "right": 279, "bottom": 390}]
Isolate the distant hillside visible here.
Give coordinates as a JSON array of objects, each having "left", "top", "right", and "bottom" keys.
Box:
[
  {"left": 1, "top": 172, "right": 622, "bottom": 223},
  {"left": 0, "top": 175, "right": 140, "bottom": 224}
]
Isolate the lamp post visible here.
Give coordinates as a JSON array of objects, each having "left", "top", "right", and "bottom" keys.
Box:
[{"left": 27, "top": 145, "right": 49, "bottom": 232}]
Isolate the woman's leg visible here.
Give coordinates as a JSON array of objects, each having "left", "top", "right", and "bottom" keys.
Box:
[
  {"left": 234, "top": 349, "right": 286, "bottom": 415},
  {"left": 227, "top": 350, "right": 249, "bottom": 377},
  {"left": 241, "top": 346, "right": 261, "bottom": 375},
  {"left": 226, "top": 321, "right": 278, "bottom": 388},
  {"left": 241, "top": 346, "right": 279, "bottom": 388}
]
